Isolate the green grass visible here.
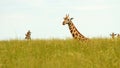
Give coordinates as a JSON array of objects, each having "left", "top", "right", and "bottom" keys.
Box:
[{"left": 0, "top": 38, "right": 120, "bottom": 68}]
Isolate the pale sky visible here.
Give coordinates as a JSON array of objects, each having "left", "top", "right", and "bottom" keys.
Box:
[{"left": 0, "top": 0, "right": 120, "bottom": 40}]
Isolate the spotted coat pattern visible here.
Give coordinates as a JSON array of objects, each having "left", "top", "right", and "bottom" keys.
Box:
[{"left": 62, "top": 15, "right": 88, "bottom": 41}]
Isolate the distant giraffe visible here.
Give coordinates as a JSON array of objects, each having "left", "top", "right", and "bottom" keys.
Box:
[
  {"left": 62, "top": 14, "right": 88, "bottom": 41},
  {"left": 25, "top": 30, "right": 31, "bottom": 40},
  {"left": 110, "top": 32, "right": 116, "bottom": 39}
]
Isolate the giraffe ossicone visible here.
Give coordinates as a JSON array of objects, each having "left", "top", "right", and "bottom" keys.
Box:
[{"left": 62, "top": 14, "right": 88, "bottom": 41}]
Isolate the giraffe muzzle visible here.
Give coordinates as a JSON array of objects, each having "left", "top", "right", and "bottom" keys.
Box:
[{"left": 63, "top": 22, "right": 65, "bottom": 25}]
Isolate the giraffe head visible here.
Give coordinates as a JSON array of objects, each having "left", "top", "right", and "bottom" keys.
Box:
[{"left": 62, "top": 14, "right": 73, "bottom": 25}]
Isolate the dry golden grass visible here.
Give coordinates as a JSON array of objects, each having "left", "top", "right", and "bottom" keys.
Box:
[{"left": 0, "top": 38, "right": 120, "bottom": 68}]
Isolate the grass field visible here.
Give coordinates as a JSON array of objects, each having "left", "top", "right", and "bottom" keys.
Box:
[{"left": 0, "top": 38, "right": 120, "bottom": 68}]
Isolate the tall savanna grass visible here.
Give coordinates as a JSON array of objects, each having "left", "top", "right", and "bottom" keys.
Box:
[{"left": 0, "top": 38, "right": 120, "bottom": 68}]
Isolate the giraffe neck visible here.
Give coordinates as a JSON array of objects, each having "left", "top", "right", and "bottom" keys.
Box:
[{"left": 68, "top": 21, "right": 88, "bottom": 40}]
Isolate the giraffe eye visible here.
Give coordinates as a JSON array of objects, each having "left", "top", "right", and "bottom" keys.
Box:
[{"left": 67, "top": 19, "right": 69, "bottom": 21}]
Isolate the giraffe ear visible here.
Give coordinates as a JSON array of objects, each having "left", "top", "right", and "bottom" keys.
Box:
[{"left": 70, "top": 18, "right": 74, "bottom": 20}]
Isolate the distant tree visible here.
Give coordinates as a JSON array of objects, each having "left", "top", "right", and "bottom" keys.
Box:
[
  {"left": 117, "top": 34, "right": 120, "bottom": 38},
  {"left": 110, "top": 32, "right": 116, "bottom": 39},
  {"left": 25, "top": 30, "right": 31, "bottom": 40}
]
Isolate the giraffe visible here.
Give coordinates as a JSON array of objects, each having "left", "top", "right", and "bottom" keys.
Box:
[
  {"left": 62, "top": 14, "right": 88, "bottom": 41},
  {"left": 25, "top": 30, "right": 31, "bottom": 40},
  {"left": 110, "top": 32, "right": 116, "bottom": 39}
]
